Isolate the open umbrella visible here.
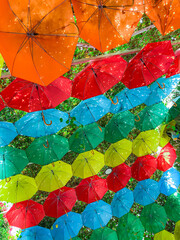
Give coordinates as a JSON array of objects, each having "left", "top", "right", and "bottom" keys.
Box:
[
  {"left": 0, "top": 0, "right": 78, "bottom": 85},
  {"left": 90, "top": 227, "right": 118, "bottom": 240},
  {"left": 166, "top": 49, "right": 180, "bottom": 78},
  {"left": 164, "top": 192, "right": 180, "bottom": 222},
  {"left": 18, "top": 226, "right": 53, "bottom": 240},
  {"left": 166, "top": 97, "right": 180, "bottom": 123},
  {"left": 154, "top": 230, "right": 175, "bottom": 240},
  {"left": 0, "top": 121, "right": 17, "bottom": 147},
  {"left": 175, "top": 220, "right": 180, "bottom": 240}
]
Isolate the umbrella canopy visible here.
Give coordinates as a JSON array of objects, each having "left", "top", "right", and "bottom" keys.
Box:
[
  {"left": 15, "top": 109, "right": 69, "bottom": 138},
  {"left": 121, "top": 41, "right": 175, "bottom": 89},
  {"left": 75, "top": 175, "right": 108, "bottom": 203},
  {"left": 104, "top": 111, "right": 135, "bottom": 143},
  {"left": 166, "top": 97, "right": 180, "bottom": 123},
  {"left": 117, "top": 213, "right": 145, "bottom": 240},
  {"left": 35, "top": 160, "right": 72, "bottom": 192},
  {"left": 18, "top": 226, "right": 53, "bottom": 240},
  {"left": 0, "top": 121, "right": 18, "bottom": 147},
  {"left": 0, "top": 146, "right": 28, "bottom": 179},
  {"left": 166, "top": 49, "right": 180, "bottom": 78},
  {"left": 0, "top": 0, "right": 78, "bottom": 85},
  {"left": 72, "top": 150, "right": 104, "bottom": 178},
  {"left": 154, "top": 230, "right": 175, "bottom": 240},
  {"left": 43, "top": 187, "right": 77, "bottom": 218},
  {"left": 1, "top": 77, "right": 72, "bottom": 112},
  {"left": 26, "top": 135, "right": 69, "bottom": 165},
  {"left": 69, "top": 123, "right": 104, "bottom": 153},
  {"left": 175, "top": 220, "right": 180, "bottom": 240},
  {"left": 90, "top": 227, "right": 118, "bottom": 240},
  {"left": 140, "top": 203, "right": 167, "bottom": 233},
  {"left": 164, "top": 192, "right": 180, "bottom": 222},
  {"left": 111, "top": 187, "right": 134, "bottom": 218},
  {"left": 104, "top": 139, "right": 132, "bottom": 167},
  {"left": 82, "top": 200, "right": 112, "bottom": 230},
  {"left": 6, "top": 200, "right": 45, "bottom": 229},
  {"left": 133, "top": 179, "right": 160, "bottom": 206},
  {"left": 0, "top": 174, "right": 37, "bottom": 203},
  {"left": 106, "top": 163, "right": 131, "bottom": 192}
]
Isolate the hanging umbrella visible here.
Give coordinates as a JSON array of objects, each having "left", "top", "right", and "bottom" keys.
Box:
[
  {"left": 132, "top": 130, "right": 160, "bottom": 157},
  {"left": 166, "top": 97, "right": 180, "bottom": 123},
  {"left": 69, "top": 123, "right": 104, "bottom": 153},
  {"left": 43, "top": 187, "right": 77, "bottom": 218},
  {"left": 159, "top": 124, "right": 171, "bottom": 148},
  {"left": 0, "top": 121, "right": 18, "bottom": 147},
  {"left": 75, "top": 175, "right": 108, "bottom": 203},
  {"left": 133, "top": 179, "right": 160, "bottom": 206},
  {"left": 111, "top": 187, "right": 134, "bottom": 218},
  {"left": 121, "top": 41, "right": 175, "bottom": 89},
  {"left": 72, "top": 150, "right": 104, "bottom": 179},
  {"left": 15, "top": 109, "right": 69, "bottom": 138},
  {"left": 18, "top": 226, "right": 53, "bottom": 240},
  {"left": 175, "top": 220, "right": 180, "bottom": 240},
  {"left": 26, "top": 135, "right": 69, "bottom": 165},
  {"left": 35, "top": 160, "right": 72, "bottom": 192},
  {"left": 51, "top": 212, "right": 83, "bottom": 240},
  {"left": 0, "top": 174, "right": 37, "bottom": 203},
  {"left": 104, "top": 139, "right": 132, "bottom": 167},
  {"left": 117, "top": 213, "right": 145, "bottom": 240},
  {"left": 154, "top": 230, "right": 175, "bottom": 240},
  {"left": 82, "top": 200, "right": 112, "bottom": 230},
  {"left": 0, "top": 77, "right": 72, "bottom": 112},
  {"left": 166, "top": 49, "right": 180, "bottom": 78},
  {"left": 106, "top": 163, "right": 131, "bottom": 192},
  {"left": 0, "top": 146, "right": 28, "bottom": 179},
  {"left": 90, "top": 227, "right": 118, "bottom": 240},
  {"left": 164, "top": 192, "right": 180, "bottom": 222},
  {"left": 104, "top": 111, "right": 135, "bottom": 143},
  {"left": 6, "top": 200, "right": 45, "bottom": 229},
  {"left": 0, "top": 0, "right": 78, "bottom": 86}
]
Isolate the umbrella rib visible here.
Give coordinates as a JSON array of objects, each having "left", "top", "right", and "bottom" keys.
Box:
[
  {"left": 79, "top": 8, "right": 99, "bottom": 33},
  {"left": 73, "top": 0, "right": 98, "bottom": 7},
  {"left": 0, "top": 31, "right": 27, "bottom": 35}
]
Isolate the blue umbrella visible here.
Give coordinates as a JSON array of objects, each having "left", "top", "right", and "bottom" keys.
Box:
[
  {"left": 110, "top": 87, "right": 151, "bottom": 114},
  {"left": 51, "top": 212, "right": 83, "bottom": 240},
  {"left": 0, "top": 122, "right": 17, "bottom": 147},
  {"left": 70, "top": 95, "right": 111, "bottom": 126},
  {"left": 82, "top": 200, "right": 112, "bottom": 230},
  {"left": 159, "top": 168, "right": 180, "bottom": 196},
  {"left": 133, "top": 179, "right": 160, "bottom": 206},
  {"left": 18, "top": 226, "right": 53, "bottom": 240},
  {"left": 15, "top": 109, "right": 69, "bottom": 138},
  {"left": 111, "top": 187, "right": 134, "bottom": 218}
]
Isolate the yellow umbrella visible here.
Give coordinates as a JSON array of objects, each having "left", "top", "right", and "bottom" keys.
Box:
[
  {"left": 154, "top": 230, "right": 175, "bottom": 240},
  {"left": 175, "top": 220, "right": 180, "bottom": 240}
]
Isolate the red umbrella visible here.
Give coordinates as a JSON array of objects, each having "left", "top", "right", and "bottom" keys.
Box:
[
  {"left": 157, "top": 143, "right": 177, "bottom": 172},
  {"left": 75, "top": 175, "right": 108, "bottom": 203},
  {"left": 71, "top": 55, "right": 127, "bottom": 102},
  {"left": 0, "top": 77, "right": 72, "bottom": 112},
  {"left": 43, "top": 187, "right": 77, "bottom": 218},
  {"left": 106, "top": 163, "right": 131, "bottom": 192},
  {"left": 5, "top": 200, "right": 45, "bottom": 229},
  {"left": 166, "top": 49, "right": 180, "bottom": 78},
  {"left": 121, "top": 41, "right": 175, "bottom": 89},
  {"left": 131, "top": 155, "right": 157, "bottom": 181}
]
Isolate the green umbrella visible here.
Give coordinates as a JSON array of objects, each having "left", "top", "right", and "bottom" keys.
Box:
[
  {"left": 166, "top": 98, "right": 180, "bottom": 123},
  {"left": 26, "top": 135, "right": 69, "bottom": 165},
  {"left": 90, "top": 227, "right": 118, "bottom": 240},
  {"left": 105, "top": 111, "right": 134, "bottom": 143},
  {"left": 135, "top": 103, "right": 168, "bottom": 131},
  {"left": 140, "top": 203, "right": 167, "bottom": 234},
  {"left": 0, "top": 146, "right": 28, "bottom": 180},
  {"left": 164, "top": 192, "right": 180, "bottom": 222},
  {"left": 69, "top": 123, "right": 104, "bottom": 153},
  {"left": 117, "top": 213, "right": 144, "bottom": 240}
]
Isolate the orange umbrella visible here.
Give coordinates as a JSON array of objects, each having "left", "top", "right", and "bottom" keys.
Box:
[{"left": 0, "top": 0, "right": 78, "bottom": 86}]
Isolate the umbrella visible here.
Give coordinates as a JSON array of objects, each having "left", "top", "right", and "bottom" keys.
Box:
[
  {"left": 104, "top": 111, "right": 135, "bottom": 143},
  {"left": 0, "top": 77, "right": 72, "bottom": 112},
  {"left": 90, "top": 227, "right": 118, "bottom": 240},
  {"left": 26, "top": 135, "right": 69, "bottom": 165},
  {"left": 35, "top": 160, "right": 72, "bottom": 192},
  {"left": 0, "top": 121, "right": 17, "bottom": 147},
  {"left": 69, "top": 123, "right": 104, "bottom": 153},
  {"left": 164, "top": 192, "right": 180, "bottom": 222},
  {"left": 175, "top": 220, "right": 180, "bottom": 240},
  {"left": 132, "top": 130, "right": 160, "bottom": 157},
  {"left": 15, "top": 109, "right": 69, "bottom": 138},
  {"left": 131, "top": 155, "right": 157, "bottom": 181},
  {"left": 104, "top": 139, "right": 132, "bottom": 167},
  {"left": 121, "top": 41, "right": 175, "bottom": 89},
  {"left": 0, "top": 0, "right": 78, "bottom": 85},
  {"left": 111, "top": 187, "right": 134, "bottom": 218},
  {"left": 6, "top": 200, "right": 45, "bottom": 229},
  {"left": 159, "top": 124, "right": 171, "bottom": 148},
  {"left": 140, "top": 203, "right": 167, "bottom": 233},
  {"left": 166, "top": 97, "right": 180, "bottom": 123},
  {"left": 43, "top": 187, "right": 77, "bottom": 218},
  {"left": 159, "top": 168, "right": 180, "bottom": 196},
  {"left": 117, "top": 213, "right": 145, "bottom": 240},
  {"left": 82, "top": 200, "right": 112, "bottom": 230},
  {"left": 0, "top": 146, "right": 28, "bottom": 179},
  {"left": 154, "top": 230, "right": 175, "bottom": 240},
  {"left": 18, "top": 226, "right": 53, "bottom": 240},
  {"left": 0, "top": 174, "right": 37, "bottom": 203},
  {"left": 51, "top": 212, "right": 83, "bottom": 240},
  {"left": 72, "top": 150, "right": 104, "bottom": 178},
  {"left": 133, "top": 179, "right": 160, "bottom": 206},
  {"left": 75, "top": 175, "right": 108, "bottom": 203},
  {"left": 72, "top": 55, "right": 127, "bottom": 100},
  {"left": 166, "top": 49, "right": 180, "bottom": 78},
  {"left": 106, "top": 163, "right": 131, "bottom": 192}
]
